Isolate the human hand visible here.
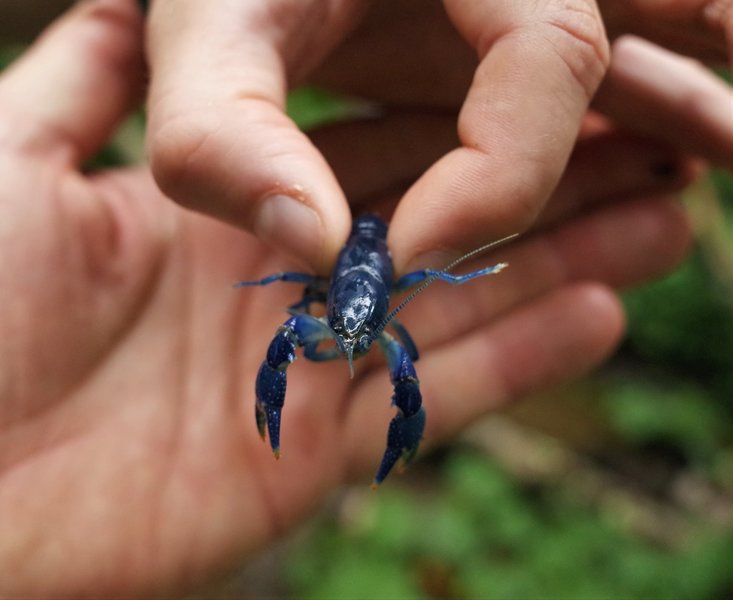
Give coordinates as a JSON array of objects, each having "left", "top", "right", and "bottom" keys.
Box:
[
  {"left": 144, "top": 0, "right": 614, "bottom": 275},
  {"left": 0, "top": 1, "right": 694, "bottom": 597},
  {"left": 304, "top": 0, "right": 733, "bottom": 266}
]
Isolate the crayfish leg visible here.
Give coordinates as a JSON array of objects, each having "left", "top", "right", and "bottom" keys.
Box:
[
  {"left": 373, "top": 332, "right": 426, "bottom": 485},
  {"left": 253, "top": 315, "right": 334, "bottom": 457},
  {"left": 374, "top": 407, "right": 426, "bottom": 485},
  {"left": 389, "top": 317, "right": 419, "bottom": 361},
  {"left": 394, "top": 262, "right": 508, "bottom": 291},
  {"left": 234, "top": 271, "right": 322, "bottom": 287}
]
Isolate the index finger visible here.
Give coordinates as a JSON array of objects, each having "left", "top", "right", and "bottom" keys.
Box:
[
  {"left": 388, "top": 0, "right": 610, "bottom": 272},
  {"left": 144, "top": 0, "right": 366, "bottom": 274}
]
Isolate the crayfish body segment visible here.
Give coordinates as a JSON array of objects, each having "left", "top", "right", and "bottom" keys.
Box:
[{"left": 236, "top": 214, "right": 509, "bottom": 484}]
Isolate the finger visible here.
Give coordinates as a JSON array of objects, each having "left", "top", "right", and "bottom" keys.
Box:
[
  {"left": 538, "top": 131, "right": 699, "bottom": 227},
  {"left": 145, "top": 0, "right": 368, "bottom": 274},
  {"left": 599, "top": 0, "right": 727, "bottom": 64},
  {"left": 423, "top": 283, "right": 624, "bottom": 437},
  {"left": 387, "top": 0, "right": 610, "bottom": 272},
  {"left": 0, "top": 0, "right": 144, "bottom": 164},
  {"left": 393, "top": 195, "right": 690, "bottom": 354},
  {"left": 345, "top": 283, "right": 623, "bottom": 480},
  {"left": 594, "top": 36, "right": 733, "bottom": 170},
  {"left": 312, "top": 112, "right": 695, "bottom": 227}
]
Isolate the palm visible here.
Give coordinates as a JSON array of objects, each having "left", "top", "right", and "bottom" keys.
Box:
[
  {"left": 10, "top": 149, "right": 516, "bottom": 592},
  {"left": 0, "top": 154, "right": 383, "bottom": 589}
]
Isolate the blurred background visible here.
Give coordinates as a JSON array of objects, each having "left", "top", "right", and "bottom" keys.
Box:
[{"left": 3, "top": 10, "right": 733, "bottom": 599}]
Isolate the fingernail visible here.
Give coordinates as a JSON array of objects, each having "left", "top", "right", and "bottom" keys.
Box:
[{"left": 255, "top": 194, "right": 322, "bottom": 264}]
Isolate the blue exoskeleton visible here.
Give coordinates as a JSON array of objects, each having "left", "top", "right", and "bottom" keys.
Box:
[{"left": 236, "top": 214, "right": 512, "bottom": 485}]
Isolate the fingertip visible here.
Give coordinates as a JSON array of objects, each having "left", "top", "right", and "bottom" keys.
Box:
[
  {"left": 551, "top": 281, "right": 627, "bottom": 377},
  {"left": 148, "top": 105, "right": 351, "bottom": 273},
  {"left": 253, "top": 190, "right": 348, "bottom": 275},
  {"left": 493, "top": 282, "right": 625, "bottom": 404},
  {"left": 649, "top": 195, "right": 694, "bottom": 270},
  {"left": 537, "top": 282, "right": 627, "bottom": 366},
  {"left": 610, "top": 194, "right": 693, "bottom": 285},
  {"left": 573, "top": 282, "right": 626, "bottom": 350},
  {"left": 385, "top": 147, "right": 541, "bottom": 274}
]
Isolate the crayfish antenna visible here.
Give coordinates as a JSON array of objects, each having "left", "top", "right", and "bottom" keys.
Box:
[{"left": 374, "top": 233, "right": 519, "bottom": 337}]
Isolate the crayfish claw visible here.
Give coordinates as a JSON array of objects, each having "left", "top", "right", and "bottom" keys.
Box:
[
  {"left": 263, "top": 404, "right": 283, "bottom": 456},
  {"left": 254, "top": 398, "right": 283, "bottom": 456},
  {"left": 374, "top": 447, "right": 403, "bottom": 486},
  {"left": 255, "top": 360, "right": 287, "bottom": 455},
  {"left": 373, "top": 407, "right": 426, "bottom": 485},
  {"left": 369, "top": 333, "right": 427, "bottom": 484},
  {"left": 251, "top": 314, "right": 336, "bottom": 461}
]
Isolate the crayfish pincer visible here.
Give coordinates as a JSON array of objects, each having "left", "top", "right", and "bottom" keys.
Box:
[{"left": 236, "top": 214, "right": 514, "bottom": 485}]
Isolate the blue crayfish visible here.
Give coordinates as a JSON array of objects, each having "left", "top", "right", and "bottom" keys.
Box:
[{"left": 236, "top": 214, "right": 512, "bottom": 485}]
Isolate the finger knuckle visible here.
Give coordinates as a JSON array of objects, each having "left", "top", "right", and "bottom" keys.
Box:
[
  {"left": 148, "top": 111, "right": 220, "bottom": 210},
  {"left": 543, "top": 0, "right": 610, "bottom": 99}
]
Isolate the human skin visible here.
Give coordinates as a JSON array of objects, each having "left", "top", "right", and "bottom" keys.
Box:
[
  {"left": 141, "top": 0, "right": 733, "bottom": 278},
  {"left": 0, "top": 1, "right": 699, "bottom": 596},
  {"left": 2, "top": 1, "right": 730, "bottom": 263}
]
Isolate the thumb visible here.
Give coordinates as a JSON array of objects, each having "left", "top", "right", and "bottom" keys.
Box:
[{"left": 145, "top": 0, "right": 365, "bottom": 273}]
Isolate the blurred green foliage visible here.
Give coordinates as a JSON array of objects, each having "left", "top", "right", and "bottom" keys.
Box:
[
  {"left": 620, "top": 173, "right": 733, "bottom": 419},
  {"left": 623, "top": 249, "right": 733, "bottom": 414},
  {"left": 287, "top": 451, "right": 733, "bottom": 599},
  {"left": 286, "top": 87, "right": 363, "bottom": 130},
  {"left": 603, "top": 377, "right": 725, "bottom": 460},
  {"left": 0, "top": 44, "right": 22, "bottom": 68}
]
